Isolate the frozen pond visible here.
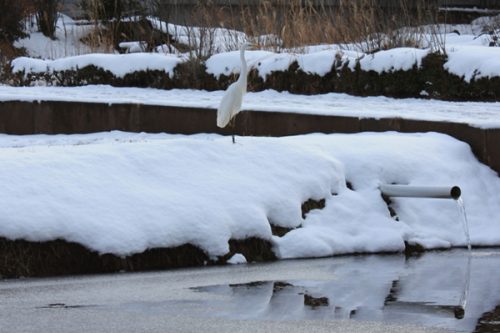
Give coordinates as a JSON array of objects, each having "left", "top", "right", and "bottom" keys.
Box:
[{"left": 1, "top": 249, "right": 499, "bottom": 333}]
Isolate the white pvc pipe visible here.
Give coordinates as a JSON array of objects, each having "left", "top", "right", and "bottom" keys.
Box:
[{"left": 380, "top": 184, "right": 461, "bottom": 200}]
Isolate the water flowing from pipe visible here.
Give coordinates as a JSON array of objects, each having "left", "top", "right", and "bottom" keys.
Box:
[
  {"left": 456, "top": 253, "right": 471, "bottom": 319},
  {"left": 455, "top": 196, "right": 472, "bottom": 319},
  {"left": 456, "top": 197, "right": 472, "bottom": 251}
]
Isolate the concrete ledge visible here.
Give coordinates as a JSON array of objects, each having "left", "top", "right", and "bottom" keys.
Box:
[{"left": 1, "top": 100, "right": 499, "bottom": 175}]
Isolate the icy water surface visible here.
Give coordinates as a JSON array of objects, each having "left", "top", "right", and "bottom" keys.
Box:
[{"left": 1, "top": 249, "right": 499, "bottom": 333}]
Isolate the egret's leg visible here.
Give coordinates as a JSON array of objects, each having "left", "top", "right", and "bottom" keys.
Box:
[{"left": 230, "top": 116, "right": 237, "bottom": 144}]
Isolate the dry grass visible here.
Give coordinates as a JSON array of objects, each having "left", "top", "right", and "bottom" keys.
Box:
[
  {"left": 0, "top": 0, "right": 479, "bottom": 71},
  {"left": 154, "top": 0, "right": 445, "bottom": 55},
  {"left": 237, "top": 0, "right": 442, "bottom": 52}
]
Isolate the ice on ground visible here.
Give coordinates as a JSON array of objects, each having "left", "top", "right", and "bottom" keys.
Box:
[{"left": 0, "top": 131, "right": 499, "bottom": 259}]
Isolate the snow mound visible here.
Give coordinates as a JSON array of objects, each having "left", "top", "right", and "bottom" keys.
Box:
[
  {"left": 0, "top": 133, "right": 342, "bottom": 257},
  {"left": 11, "top": 53, "right": 185, "bottom": 78},
  {"left": 0, "top": 132, "right": 499, "bottom": 259},
  {"left": 227, "top": 253, "right": 247, "bottom": 264},
  {"left": 445, "top": 45, "right": 500, "bottom": 82},
  {"left": 206, "top": 49, "right": 338, "bottom": 79},
  {"left": 357, "top": 48, "right": 430, "bottom": 72},
  {"left": 205, "top": 50, "right": 274, "bottom": 79}
]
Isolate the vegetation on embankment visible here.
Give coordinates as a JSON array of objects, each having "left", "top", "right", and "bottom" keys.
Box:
[{"left": 5, "top": 52, "right": 500, "bottom": 101}]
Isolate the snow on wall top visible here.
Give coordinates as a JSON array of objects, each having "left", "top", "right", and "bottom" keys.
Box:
[{"left": 1, "top": 85, "right": 499, "bottom": 129}]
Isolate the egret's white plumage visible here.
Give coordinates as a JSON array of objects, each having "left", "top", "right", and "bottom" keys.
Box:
[{"left": 216, "top": 43, "right": 251, "bottom": 128}]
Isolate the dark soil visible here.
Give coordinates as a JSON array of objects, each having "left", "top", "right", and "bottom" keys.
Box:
[
  {"left": 474, "top": 305, "right": 500, "bottom": 333},
  {"left": 270, "top": 224, "right": 294, "bottom": 237},
  {"left": 0, "top": 236, "right": 276, "bottom": 279},
  {"left": 301, "top": 198, "right": 326, "bottom": 218},
  {"left": 304, "top": 293, "right": 330, "bottom": 308},
  {"left": 227, "top": 237, "right": 277, "bottom": 262}
]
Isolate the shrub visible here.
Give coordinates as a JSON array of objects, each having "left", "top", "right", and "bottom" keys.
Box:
[
  {"left": 8, "top": 52, "right": 500, "bottom": 101},
  {"left": 34, "top": 0, "right": 60, "bottom": 39},
  {"left": 0, "top": 0, "right": 28, "bottom": 43},
  {"left": 79, "top": 0, "right": 148, "bottom": 51}
]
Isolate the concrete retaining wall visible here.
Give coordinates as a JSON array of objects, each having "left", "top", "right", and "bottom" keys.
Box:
[{"left": 1, "top": 100, "right": 499, "bottom": 175}]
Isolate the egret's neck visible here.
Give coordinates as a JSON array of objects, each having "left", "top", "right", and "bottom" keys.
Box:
[{"left": 238, "top": 47, "right": 248, "bottom": 85}]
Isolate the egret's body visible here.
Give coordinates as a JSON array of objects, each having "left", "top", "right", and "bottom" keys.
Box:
[{"left": 216, "top": 43, "right": 250, "bottom": 130}]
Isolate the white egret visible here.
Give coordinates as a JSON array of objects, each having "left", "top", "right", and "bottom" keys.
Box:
[{"left": 216, "top": 42, "right": 254, "bottom": 143}]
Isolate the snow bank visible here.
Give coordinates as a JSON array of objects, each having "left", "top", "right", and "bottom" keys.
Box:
[
  {"left": 445, "top": 45, "right": 500, "bottom": 82},
  {"left": 0, "top": 132, "right": 499, "bottom": 259},
  {"left": 11, "top": 35, "right": 500, "bottom": 84},
  {"left": 11, "top": 53, "right": 185, "bottom": 78},
  {"left": 277, "top": 133, "right": 500, "bottom": 258},
  {"left": 0, "top": 132, "right": 343, "bottom": 257},
  {"left": 205, "top": 50, "right": 274, "bottom": 79},
  {"left": 357, "top": 48, "right": 430, "bottom": 72},
  {"left": 206, "top": 49, "right": 338, "bottom": 79}
]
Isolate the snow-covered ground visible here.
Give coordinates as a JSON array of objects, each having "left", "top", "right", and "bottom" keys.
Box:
[
  {"left": 11, "top": 34, "right": 500, "bottom": 83},
  {"left": 2, "top": 12, "right": 499, "bottom": 263},
  {"left": 14, "top": 14, "right": 108, "bottom": 59},
  {"left": 1, "top": 85, "right": 499, "bottom": 129},
  {"left": 1, "top": 131, "right": 499, "bottom": 260},
  {"left": 10, "top": 14, "right": 500, "bottom": 83}
]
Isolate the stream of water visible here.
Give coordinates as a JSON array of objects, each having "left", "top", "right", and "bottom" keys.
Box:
[{"left": 457, "top": 197, "right": 472, "bottom": 251}]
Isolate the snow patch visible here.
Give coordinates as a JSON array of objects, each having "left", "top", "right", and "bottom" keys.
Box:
[{"left": 227, "top": 253, "right": 247, "bottom": 264}]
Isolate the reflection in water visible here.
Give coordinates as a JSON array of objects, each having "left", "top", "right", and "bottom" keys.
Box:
[
  {"left": 192, "top": 250, "right": 499, "bottom": 332},
  {"left": 458, "top": 254, "right": 472, "bottom": 318}
]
